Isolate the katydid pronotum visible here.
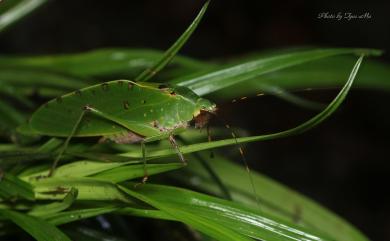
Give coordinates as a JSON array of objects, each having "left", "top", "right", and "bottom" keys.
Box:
[{"left": 28, "top": 80, "right": 217, "bottom": 182}]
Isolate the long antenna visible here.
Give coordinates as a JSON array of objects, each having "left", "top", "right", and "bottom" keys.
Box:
[
  {"left": 215, "top": 116, "right": 261, "bottom": 209},
  {"left": 177, "top": 136, "right": 232, "bottom": 200},
  {"left": 206, "top": 124, "right": 215, "bottom": 158}
]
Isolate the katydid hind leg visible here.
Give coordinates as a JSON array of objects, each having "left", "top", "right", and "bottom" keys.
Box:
[
  {"left": 48, "top": 108, "right": 87, "bottom": 176},
  {"left": 49, "top": 104, "right": 140, "bottom": 177},
  {"left": 84, "top": 105, "right": 151, "bottom": 185},
  {"left": 207, "top": 124, "right": 215, "bottom": 159},
  {"left": 140, "top": 141, "right": 149, "bottom": 184}
]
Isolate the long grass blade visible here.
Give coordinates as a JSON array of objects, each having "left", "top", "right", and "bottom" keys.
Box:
[
  {"left": 0, "top": 48, "right": 207, "bottom": 78},
  {"left": 0, "top": 172, "right": 35, "bottom": 201},
  {"left": 119, "top": 184, "right": 254, "bottom": 241},
  {"left": 29, "top": 188, "right": 78, "bottom": 216},
  {"left": 0, "top": 209, "right": 71, "bottom": 241},
  {"left": 0, "top": 0, "right": 48, "bottom": 33},
  {"left": 174, "top": 48, "right": 377, "bottom": 96},
  {"left": 135, "top": 0, "right": 210, "bottom": 82},
  {"left": 120, "top": 183, "right": 333, "bottom": 241},
  {"left": 178, "top": 155, "right": 370, "bottom": 241}
]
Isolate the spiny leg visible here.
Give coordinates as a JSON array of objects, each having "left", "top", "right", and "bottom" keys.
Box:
[
  {"left": 48, "top": 107, "right": 87, "bottom": 177},
  {"left": 169, "top": 135, "right": 186, "bottom": 165},
  {"left": 134, "top": 140, "right": 153, "bottom": 187},
  {"left": 136, "top": 135, "right": 186, "bottom": 186},
  {"left": 84, "top": 105, "right": 152, "bottom": 185},
  {"left": 140, "top": 141, "right": 148, "bottom": 183},
  {"left": 50, "top": 104, "right": 143, "bottom": 177}
]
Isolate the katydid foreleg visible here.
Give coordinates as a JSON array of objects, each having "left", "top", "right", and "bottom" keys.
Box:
[
  {"left": 138, "top": 134, "right": 186, "bottom": 184},
  {"left": 168, "top": 135, "right": 186, "bottom": 165}
]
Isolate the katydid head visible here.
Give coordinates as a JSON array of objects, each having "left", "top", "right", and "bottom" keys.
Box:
[
  {"left": 196, "top": 98, "right": 217, "bottom": 114},
  {"left": 193, "top": 98, "right": 217, "bottom": 128},
  {"left": 168, "top": 84, "right": 217, "bottom": 128}
]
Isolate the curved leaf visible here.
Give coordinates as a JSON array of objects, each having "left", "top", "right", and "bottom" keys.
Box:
[
  {"left": 0, "top": 172, "right": 34, "bottom": 201},
  {"left": 43, "top": 206, "right": 118, "bottom": 226},
  {"left": 178, "top": 155, "right": 369, "bottom": 241},
  {"left": 212, "top": 55, "right": 390, "bottom": 100},
  {"left": 135, "top": 0, "right": 210, "bottom": 82},
  {"left": 120, "top": 183, "right": 333, "bottom": 241},
  {"left": 174, "top": 48, "right": 378, "bottom": 96},
  {"left": 0, "top": 0, "right": 48, "bottom": 33},
  {"left": 0, "top": 48, "right": 207, "bottom": 78},
  {"left": 119, "top": 184, "right": 254, "bottom": 241},
  {"left": 0, "top": 209, "right": 71, "bottom": 241},
  {"left": 29, "top": 188, "right": 78, "bottom": 216}
]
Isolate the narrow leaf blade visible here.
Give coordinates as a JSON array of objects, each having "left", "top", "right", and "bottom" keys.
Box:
[
  {"left": 0, "top": 209, "right": 71, "bottom": 241},
  {"left": 174, "top": 48, "right": 377, "bottom": 96},
  {"left": 135, "top": 0, "right": 210, "bottom": 82}
]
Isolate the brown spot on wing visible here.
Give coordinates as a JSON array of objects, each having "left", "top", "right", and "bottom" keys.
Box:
[
  {"left": 101, "top": 83, "right": 109, "bottom": 91},
  {"left": 123, "top": 100, "right": 129, "bottom": 109}
]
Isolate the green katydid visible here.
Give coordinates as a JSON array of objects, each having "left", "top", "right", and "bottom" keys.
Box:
[
  {"left": 22, "top": 1, "right": 212, "bottom": 181},
  {"left": 28, "top": 80, "right": 217, "bottom": 180}
]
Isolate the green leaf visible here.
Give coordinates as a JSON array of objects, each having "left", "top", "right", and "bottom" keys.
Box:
[
  {"left": 120, "top": 184, "right": 333, "bottom": 241},
  {"left": 135, "top": 0, "right": 210, "bottom": 82},
  {"left": 117, "top": 206, "right": 173, "bottom": 221},
  {"left": 92, "top": 163, "right": 183, "bottom": 183},
  {"left": 237, "top": 84, "right": 327, "bottom": 110},
  {"left": 0, "top": 172, "right": 34, "bottom": 201},
  {"left": 0, "top": 150, "right": 52, "bottom": 167},
  {"left": 21, "top": 160, "right": 137, "bottom": 180},
  {"left": 43, "top": 206, "right": 118, "bottom": 225},
  {"left": 0, "top": 98, "right": 25, "bottom": 128},
  {"left": 0, "top": 68, "right": 87, "bottom": 94},
  {"left": 179, "top": 155, "right": 369, "bottom": 241},
  {"left": 119, "top": 184, "right": 253, "bottom": 241},
  {"left": 0, "top": 48, "right": 207, "bottom": 79},
  {"left": 173, "top": 48, "right": 378, "bottom": 96},
  {"left": 0, "top": 209, "right": 71, "bottom": 241},
  {"left": 22, "top": 159, "right": 182, "bottom": 183},
  {"left": 0, "top": 0, "right": 48, "bottom": 33},
  {"left": 212, "top": 55, "right": 390, "bottom": 100},
  {"left": 37, "top": 138, "right": 64, "bottom": 153},
  {"left": 67, "top": 152, "right": 138, "bottom": 162},
  {"left": 29, "top": 188, "right": 78, "bottom": 216},
  {"left": 31, "top": 177, "right": 130, "bottom": 202},
  {"left": 0, "top": 84, "right": 34, "bottom": 108}
]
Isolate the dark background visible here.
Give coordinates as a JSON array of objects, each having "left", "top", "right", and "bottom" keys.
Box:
[{"left": 1, "top": 0, "right": 389, "bottom": 240}]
